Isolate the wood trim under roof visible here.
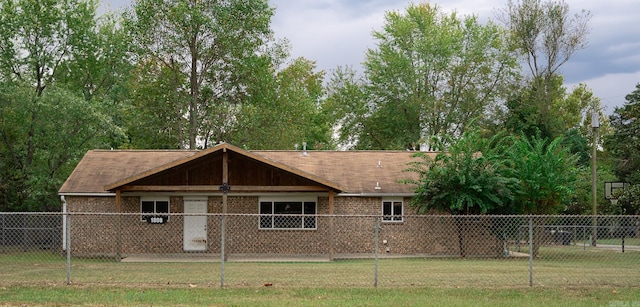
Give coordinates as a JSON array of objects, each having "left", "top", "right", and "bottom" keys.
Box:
[{"left": 103, "top": 143, "right": 345, "bottom": 193}]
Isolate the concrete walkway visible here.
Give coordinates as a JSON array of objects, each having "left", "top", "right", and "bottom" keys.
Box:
[{"left": 120, "top": 253, "right": 440, "bottom": 263}]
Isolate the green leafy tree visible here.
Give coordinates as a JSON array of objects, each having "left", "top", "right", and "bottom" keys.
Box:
[
  {"left": 504, "top": 75, "right": 601, "bottom": 140},
  {"left": 403, "top": 127, "right": 517, "bottom": 257},
  {"left": 499, "top": 0, "right": 591, "bottom": 81},
  {"left": 234, "top": 57, "right": 333, "bottom": 149},
  {"left": 53, "top": 12, "right": 133, "bottom": 102},
  {"left": 122, "top": 58, "right": 188, "bottom": 148},
  {"left": 404, "top": 128, "right": 517, "bottom": 215},
  {"left": 54, "top": 12, "right": 134, "bottom": 149},
  {"left": 124, "top": 0, "right": 278, "bottom": 149},
  {"left": 0, "top": 83, "right": 115, "bottom": 211},
  {"left": 566, "top": 164, "right": 617, "bottom": 215},
  {"left": 0, "top": 0, "right": 117, "bottom": 211},
  {"left": 324, "top": 66, "right": 368, "bottom": 149},
  {"left": 499, "top": 0, "right": 592, "bottom": 139},
  {"left": 327, "top": 3, "right": 518, "bottom": 150},
  {"left": 0, "top": 0, "right": 97, "bottom": 91},
  {"left": 503, "top": 135, "right": 579, "bottom": 214},
  {"left": 604, "top": 83, "right": 640, "bottom": 184},
  {"left": 610, "top": 185, "right": 640, "bottom": 215}
]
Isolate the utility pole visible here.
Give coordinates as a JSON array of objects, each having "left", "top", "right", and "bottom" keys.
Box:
[{"left": 591, "top": 107, "right": 599, "bottom": 246}]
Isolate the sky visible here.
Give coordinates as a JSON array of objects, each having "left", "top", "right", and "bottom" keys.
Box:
[{"left": 100, "top": 0, "right": 640, "bottom": 113}]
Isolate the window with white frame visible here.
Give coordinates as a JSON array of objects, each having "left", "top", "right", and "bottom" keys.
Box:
[
  {"left": 382, "top": 198, "right": 403, "bottom": 222},
  {"left": 140, "top": 197, "right": 169, "bottom": 223},
  {"left": 259, "top": 196, "right": 317, "bottom": 229}
]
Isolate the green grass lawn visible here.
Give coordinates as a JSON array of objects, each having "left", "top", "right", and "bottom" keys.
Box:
[
  {"left": 2, "top": 285, "right": 638, "bottom": 306},
  {"left": 1, "top": 246, "right": 639, "bottom": 306}
]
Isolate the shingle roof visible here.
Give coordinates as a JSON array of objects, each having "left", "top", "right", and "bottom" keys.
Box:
[
  {"left": 59, "top": 144, "right": 433, "bottom": 195},
  {"left": 58, "top": 150, "right": 197, "bottom": 194},
  {"left": 255, "top": 150, "right": 425, "bottom": 195}
]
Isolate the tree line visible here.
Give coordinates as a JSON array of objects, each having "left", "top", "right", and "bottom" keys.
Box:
[{"left": 0, "top": 0, "right": 638, "bottom": 214}]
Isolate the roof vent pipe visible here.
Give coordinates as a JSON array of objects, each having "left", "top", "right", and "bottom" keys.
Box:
[{"left": 301, "top": 142, "right": 308, "bottom": 156}]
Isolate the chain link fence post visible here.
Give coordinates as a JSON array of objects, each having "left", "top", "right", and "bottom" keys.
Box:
[
  {"left": 220, "top": 213, "right": 226, "bottom": 288},
  {"left": 66, "top": 212, "right": 71, "bottom": 285},
  {"left": 1, "top": 214, "right": 5, "bottom": 254},
  {"left": 374, "top": 216, "right": 379, "bottom": 288},
  {"left": 528, "top": 215, "right": 534, "bottom": 287}
]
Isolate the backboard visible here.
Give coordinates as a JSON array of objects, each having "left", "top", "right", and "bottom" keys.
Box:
[{"left": 604, "top": 181, "right": 630, "bottom": 200}]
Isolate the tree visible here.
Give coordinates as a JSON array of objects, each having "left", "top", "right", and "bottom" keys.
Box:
[
  {"left": 0, "top": 82, "right": 116, "bottom": 211},
  {"left": 504, "top": 75, "right": 566, "bottom": 138},
  {"left": 124, "top": 0, "right": 278, "bottom": 149},
  {"left": 499, "top": 0, "right": 591, "bottom": 80},
  {"left": 324, "top": 66, "right": 369, "bottom": 149},
  {"left": 503, "top": 134, "right": 579, "bottom": 214},
  {"left": 403, "top": 127, "right": 517, "bottom": 257},
  {"left": 610, "top": 185, "right": 640, "bottom": 215},
  {"left": 54, "top": 12, "right": 134, "bottom": 149},
  {"left": 121, "top": 58, "right": 188, "bottom": 148},
  {"left": 0, "top": 0, "right": 118, "bottom": 211},
  {"left": 605, "top": 83, "right": 640, "bottom": 184},
  {"left": 498, "top": 0, "right": 591, "bottom": 139},
  {"left": 505, "top": 77, "right": 604, "bottom": 142},
  {"left": 233, "top": 57, "right": 333, "bottom": 149},
  {"left": 327, "top": 3, "right": 518, "bottom": 150},
  {"left": 0, "top": 0, "right": 97, "bottom": 91},
  {"left": 53, "top": 12, "right": 133, "bottom": 103},
  {"left": 404, "top": 128, "right": 517, "bottom": 215}
]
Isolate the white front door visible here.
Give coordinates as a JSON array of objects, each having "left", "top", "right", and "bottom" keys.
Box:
[{"left": 183, "top": 198, "right": 208, "bottom": 251}]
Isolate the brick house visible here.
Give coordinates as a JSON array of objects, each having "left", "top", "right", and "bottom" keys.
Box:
[{"left": 58, "top": 143, "right": 502, "bottom": 258}]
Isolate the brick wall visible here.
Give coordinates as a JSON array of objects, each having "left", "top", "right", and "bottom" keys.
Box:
[{"left": 65, "top": 195, "right": 501, "bottom": 257}]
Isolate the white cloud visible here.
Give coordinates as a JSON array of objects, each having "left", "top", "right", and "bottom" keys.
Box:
[
  {"left": 568, "top": 71, "right": 640, "bottom": 113},
  {"left": 100, "top": 0, "right": 640, "bottom": 109}
]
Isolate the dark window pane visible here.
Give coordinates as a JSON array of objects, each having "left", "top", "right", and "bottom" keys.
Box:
[
  {"left": 260, "top": 202, "right": 272, "bottom": 214},
  {"left": 260, "top": 216, "right": 272, "bottom": 228},
  {"left": 289, "top": 216, "right": 303, "bottom": 228},
  {"left": 156, "top": 201, "right": 169, "bottom": 213},
  {"left": 304, "top": 216, "right": 316, "bottom": 228},
  {"left": 274, "top": 215, "right": 287, "bottom": 228},
  {"left": 393, "top": 202, "right": 402, "bottom": 215},
  {"left": 382, "top": 201, "right": 392, "bottom": 220},
  {"left": 273, "top": 215, "right": 302, "bottom": 228},
  {"left": 304, "top": 202, "right": 316, "bottom": 214},
  {"left": 141, "top": 201, "right": 154, "bottom": 221},
  {"left": 260, "top": 200, "right": 316, "bottom": 229},
  {"left": 393, "top": 202, "right": 403, "bottom": 221},
  {"left": 275, "top": 202, "right": 302, "bottom": 214},
  {"left": 141, "top": 201, "right": 155, "bottom": 214}
]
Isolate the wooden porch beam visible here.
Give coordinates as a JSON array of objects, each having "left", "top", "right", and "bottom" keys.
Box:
[{"left": 116, "top": 185, "right": 332, "bottom": 192}]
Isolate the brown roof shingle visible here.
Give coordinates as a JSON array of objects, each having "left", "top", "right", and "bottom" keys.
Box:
[
  {"left": 59, "top": 146, "right": 433, "bottom": 195},
  {"left": 58, "top": 150, "right": 197, "bottom": 194},
  {"left": 255, "top": 150, "right": 424, "bottom": 194}
]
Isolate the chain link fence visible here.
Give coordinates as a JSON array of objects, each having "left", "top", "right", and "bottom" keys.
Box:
[{"left": 1, "top": 212, "right": 639, "bottom": 288}]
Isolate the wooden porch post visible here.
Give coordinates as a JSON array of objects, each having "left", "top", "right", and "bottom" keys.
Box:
[
  {"left": 115, "top": 189, "right": 122, "bottom": 262},
  {"left": 221, "top": 149, "right": 229, "bottom": 262},
  {"left": 222, "top": 149, "right": 228, "bottom": 214},
  {"left": 329, "top": 190, "right": 334, "bottom": 261}
]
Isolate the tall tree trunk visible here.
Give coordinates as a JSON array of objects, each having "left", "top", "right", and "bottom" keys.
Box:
[
  {"left": 455, "top": 216, "right": 467, "bottom": 258},
  {"left": 188, "top": 28, "right": 200, "bottom": 149}
]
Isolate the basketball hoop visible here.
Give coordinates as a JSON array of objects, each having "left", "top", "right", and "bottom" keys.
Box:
[{"left": 604, "top": 181, "right": 629, "bottom": 205}]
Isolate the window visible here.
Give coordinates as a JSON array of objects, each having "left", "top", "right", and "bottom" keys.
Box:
[
  {"left": 259, "top": 197, "right": 317, "bottom": 229},
  {"left": 141, "top": 197, "right": 169, "bottom": 223},
  {"left": 382, "top": 199, "right": 403, "bottom": 222}
]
